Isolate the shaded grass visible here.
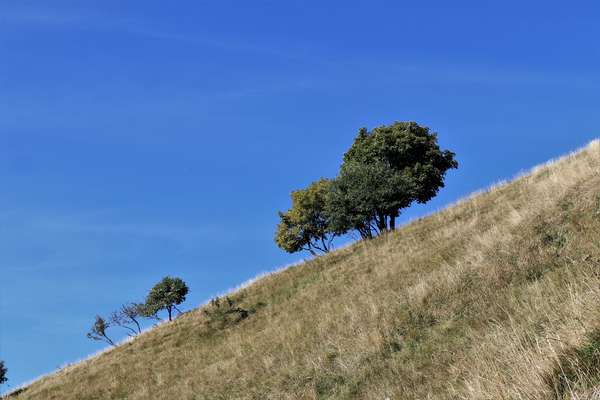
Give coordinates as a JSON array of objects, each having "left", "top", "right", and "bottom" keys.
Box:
[{"left": 546, "top": 328, "right": 600, "bottom": 399}]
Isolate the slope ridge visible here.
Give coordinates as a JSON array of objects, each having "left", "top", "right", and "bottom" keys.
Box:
[{"left": 10, "top": 140, "right": 600, "bottom": 400}]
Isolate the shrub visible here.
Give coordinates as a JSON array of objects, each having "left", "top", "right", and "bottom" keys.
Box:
[{"left": 203, "top": 296, "right": 252, "bottom": 328}]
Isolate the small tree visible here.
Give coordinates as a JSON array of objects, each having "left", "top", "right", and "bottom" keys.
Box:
[
  {"left": 275, "top": 178, "right": 340, "bottom": 255},
  {"left": 144, "top": 276, "right": 189, "bottom": 321},
  {"left": 0, "top": 360, "right": 7, "bottom": 386},
  {"left": 109, "top": 303, "right": 145, "bottom": 337},
  {"left": 86, "top": 316, "right": 116, "bottom": 346}
]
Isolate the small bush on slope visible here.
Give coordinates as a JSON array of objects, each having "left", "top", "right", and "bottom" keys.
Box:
[{"left": 203, "top": 296, "right": 259, "bottom": 330}]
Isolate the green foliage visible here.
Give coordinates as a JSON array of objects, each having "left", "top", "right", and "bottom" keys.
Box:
[
  {"left": 327, "top": 161, "right": 416, "bottom": 239},
  {"left": 331, "top": 121, "right": 458, "bottom": 238},
  {"left": 0, "top": 359, "right": 7, "bottom": 385},
  {"left": 86, "top": 316, "right": 115, "bottom": 347},
  {"left": 275, "top": 179, "right": 339, "bottom": 255},
  {"left": 144, "top": 276, "right": 189, "bottom": 321}
]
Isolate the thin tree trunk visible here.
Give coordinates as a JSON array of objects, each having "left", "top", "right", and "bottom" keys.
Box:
[
  {"left": 358, "top": 225, "right": 372, "bottom": 239},
  {"left": 103, "top": 334, "right": 115, "bottom": 347},
  {"left": 377, "top": 212, "right": 387, "bottom": 232},
  {"left": 131, "top": 317, "right": 142, "bottom": 334},
  {"left": 167, "top": 307, "right": 172, "bottom": 321},
  {"left": 121, "top": 325, "right": 138, "bottom": 337},
  {"left": 304, "top": 246, "right": 318, "bottom": 256},
  {"left": 390, "top": 214, "right": 396, "bottom": 230},
  {"left": 320, "top": 237, "right": 330, "bottom": 253}
]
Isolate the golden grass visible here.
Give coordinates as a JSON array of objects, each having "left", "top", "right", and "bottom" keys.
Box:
[{"left": 8, "top": 140, "right": 600, "bottom": 400}]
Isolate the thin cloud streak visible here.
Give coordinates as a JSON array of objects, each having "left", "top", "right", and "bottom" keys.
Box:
[
  {"left": 2, "top": 5, "right": 598, "bottom": 91},
  {"left": 0, "top": 7, "right": 302, "bottom": 61},
  {"left": 0, "top": 209, "right": 260, "bottom": 253}
]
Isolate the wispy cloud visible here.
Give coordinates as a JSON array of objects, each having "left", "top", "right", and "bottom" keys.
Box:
[
  {"left": 0, "top": 207, "right": 246, "bottom": 274},
  {"left": 0, "top": 6, "right": 301, "bottom": 61},
  {"left": 0, "top": 7, "right": 78, "bottom": 25},
  {"left": 1, "top": 208, "right": 233, "bottom": 243},
  {"left": 32, "top": 218, "right": 217, "bottom": 242}
]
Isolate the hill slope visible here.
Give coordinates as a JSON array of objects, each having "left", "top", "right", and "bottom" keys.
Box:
[{"left": 10, "top": 140, "right": 600, "bottom": 400}]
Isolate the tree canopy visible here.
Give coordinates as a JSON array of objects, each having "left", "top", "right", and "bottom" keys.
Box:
[
  {"left": 331, "top": 121, "right": 458, "bottom": 238},
  {"left": 275, "top": 178, "right": 339, "bottom": 255},
  {"left": 143, "top": 276, "right": 189, "bottom": 321}
]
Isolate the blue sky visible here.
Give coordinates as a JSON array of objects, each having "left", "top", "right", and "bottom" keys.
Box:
[{"left": 1, "top": 0, "right": 599, "bottom": 391}]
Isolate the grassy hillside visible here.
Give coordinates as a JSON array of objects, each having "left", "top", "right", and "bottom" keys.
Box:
[{"left": 9, "top": 140, "right": 600, "bottom": 400}]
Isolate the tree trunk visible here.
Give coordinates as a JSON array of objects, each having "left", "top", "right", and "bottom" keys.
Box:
[
  {"left": 390, "top": 214, "right": 396, "bottom": 230},
  {"left": 167, "top": 306, "right": 172, "bottom": 321},
  {"left": 377, "top": 212, "right": 387, "bottom": 232},
  {"left": 103, "top": 334, "right": 115, "bottom": 347},
  {"left": 305, "top": 247, "right": 318, "bottom": 256},
  {"left": 320, "top": 237, "right": 330, "bottom": 253},
  {"left": 359, "top": 225, "right": 372, "bottom": 239},
  {"left": 132, "top": 317, "right": 142, "bottom": 334}
]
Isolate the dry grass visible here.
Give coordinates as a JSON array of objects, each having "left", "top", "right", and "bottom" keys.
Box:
[{"left": 8, "top": 140, "right": 600, "bottom": 400}]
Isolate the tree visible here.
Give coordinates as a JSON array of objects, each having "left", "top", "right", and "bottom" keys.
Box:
[
  {"left": 109, "top": 303, "right": 145, "bottom": 337},
  {"left": 327, "top": 161, "right": 416, "bottom": 239},
  {"left": 0, "top": 360, "right": 7, "bottom": 385},
  {"left": 275, "top": 179, "right": 340, "bottom": 255},
  {"left": 144, "top": 276, "right": 189, "bottom": 321},
  {"left": 330, "top": 122, "right": 457, "bottom": 238},
  {"left": 86, "top": 316, "right": 116, "bottom": 347}
]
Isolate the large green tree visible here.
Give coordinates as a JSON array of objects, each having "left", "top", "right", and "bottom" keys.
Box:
[
  {"left": 143, "top": 276, "right": 189, "bottom": 321},
  {"left": 329, "top": 122, "right": 457, "bottom": 238},
  {"left": 275, "top": 178, "right": 339, "bottom": 255}
]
